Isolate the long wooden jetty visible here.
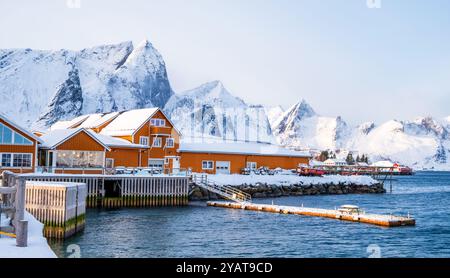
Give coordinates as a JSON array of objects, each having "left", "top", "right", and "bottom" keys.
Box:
[{"left": 207, "top": 201, "right": 416, "bottom": 227}]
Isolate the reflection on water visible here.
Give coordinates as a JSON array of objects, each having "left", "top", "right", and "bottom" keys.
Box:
[{"left": 49, "top": 172, "right": 450, "bottom": 258}]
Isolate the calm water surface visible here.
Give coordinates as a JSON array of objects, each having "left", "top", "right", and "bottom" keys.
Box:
[{"left": 49, "top": 171, "right": 450, "bottom": 258}]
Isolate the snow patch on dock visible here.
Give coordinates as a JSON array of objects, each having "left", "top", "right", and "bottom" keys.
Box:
[{"left": 0, "top": 212, "right": 56, "bottom": 258}]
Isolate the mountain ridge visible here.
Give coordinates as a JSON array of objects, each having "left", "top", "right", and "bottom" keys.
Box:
[
  {"left": 0, "top": 39, "right": 173, "bottom": 130},
  {"left": 1, "top": 40, "right": 448, "bottom": 170}
]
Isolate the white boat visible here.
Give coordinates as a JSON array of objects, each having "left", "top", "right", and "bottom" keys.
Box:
[{"left": 337, "top": 205, "right": 363, "bottom": 215}]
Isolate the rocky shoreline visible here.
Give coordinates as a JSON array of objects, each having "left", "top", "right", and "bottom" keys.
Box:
[{"left": 189, "top": 182, "right": 386, "bottom": 201}]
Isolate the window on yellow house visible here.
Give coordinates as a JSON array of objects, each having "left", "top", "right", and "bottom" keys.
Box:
[
  {"left": 166, "top": 138, "right": 174, "bottom": 148},
  {"left": 152, "top": 137, "right": 162, "bottom": 147}
]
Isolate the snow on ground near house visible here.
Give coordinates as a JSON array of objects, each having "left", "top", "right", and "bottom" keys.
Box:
[
  {"left": 0, "top": 212, "right": 56, "bottom": 258},
  {"left": 206, "top": 174, "right": 379, "bottom": 187}
]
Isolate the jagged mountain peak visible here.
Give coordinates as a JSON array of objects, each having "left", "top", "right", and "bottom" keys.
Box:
[
  {"left": 378, "top": 120, "right": 405, "bottom": 133},
  {"left": 1, "top": 40, "right": 173, "bottom": 128},
  {"left": 357, "top": 122, "right": 376, "bottom": 135},
  {"left": 163, "top": 80, "right": 275, "bottom": 144},
  {"left": 175, "top": 80, "right": 246, "bottom": 108},
  {"left": 136, "top": 38, "right": 153, "bottom": 48},
  {"left": 117, "top": 39, "right": 165, "bottom": 72},
  {"left": 405, "top": 116, "right": 448, "bottom": 140},
  {"left": 184, "top": 80, "right": 225, "bottom": 95},
  {"left": 288, "top": 99, "right": 317, "bottom": 120},
  {"left": 274, "top": 99, "right": 316, "bottom": 130}
]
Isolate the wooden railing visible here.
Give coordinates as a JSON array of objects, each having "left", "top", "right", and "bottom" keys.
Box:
[
  {"left": 0, "top": 171, "right": 28, "bottom": 247},
  {"left": 35, "top": 166, "right": 192, "bottom": 177},
  {"left": 192, "top": 174, "right": 252, "bottom": 203}
]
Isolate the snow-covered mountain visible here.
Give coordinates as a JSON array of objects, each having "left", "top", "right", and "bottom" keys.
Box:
[
  {"left": 273, "top": 100, "right": 351, "bottom": 150},
  {"left": 0, "top": 40, "right": 173, "bottom": 129},
  {"left": 164, "top": 81, "right": 275, "bottom": 144},
  {"left": 272, "top": 100, "right": 450, "bottom": 170},
  {"left": 1, "top": 39, "right": 448, "bottom": 169},
  {"left": 265, "top": 105, "right": 285, "bottom": 128}
]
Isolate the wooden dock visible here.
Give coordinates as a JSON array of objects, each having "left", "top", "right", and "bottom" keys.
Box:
[
  {"left": 207, "top": 201, "right": 416, "bottom": 227},
  {"left": 25, "top": 181, "right": 87, "bottom": 239},
  {"left": 21, "top": 174, "right": 190, "bottom": 208}
]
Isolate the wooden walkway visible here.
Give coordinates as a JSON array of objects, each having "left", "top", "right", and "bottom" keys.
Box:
[
  {"left": 207, "top": 201, "right": 416, "bottom": 228},
  {"left": 21, "top": 174, "right": 190, "bottom": 208}
]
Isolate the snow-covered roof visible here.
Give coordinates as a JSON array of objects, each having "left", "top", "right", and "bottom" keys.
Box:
[
  {"left": 50, "top": 115, "right": 90, "bottom": 131},
  {"left": 324, "top": 159, "right": 347, "bottom": 164},
  {"left": 77, "top": 114, "right": 103, "bottom": 128},
  {"left": 178, "top": 141, "right": 311, "bottom": 158},
  {"left": 371, "top": 160, "right": 395, "bottom": 167},
  {"left": 78, "top": 112, "right": 120, "bottom": 129},
  {"left": 89, "top": 132, "right": 148, "bottom": 149},
  {"left": 101, "top": 108, "right": 159, "bottom": 136},
  {"left": 0, "top": 113, "right": 43, "bottom": 143},
  {"left": 39, "top": 128, "right": 110, "bottom": 150},
  {"left": 40, "top": 128, "right": 148, "bottom": 150},
  {"left": 309, "top": 160, "right": 325, "bottom": 166}
]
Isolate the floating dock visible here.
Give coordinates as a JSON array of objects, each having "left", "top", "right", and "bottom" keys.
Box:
[{"left": 207, "top": 201, "right": 416, "bottom": 227}]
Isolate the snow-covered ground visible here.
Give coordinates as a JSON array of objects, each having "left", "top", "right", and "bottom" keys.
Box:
[
  {"left": 206, "top": 174, "right": 379, "bottom": 187},
  {"left": 0, "top": 212, "right": 56, "bottom": 258}
]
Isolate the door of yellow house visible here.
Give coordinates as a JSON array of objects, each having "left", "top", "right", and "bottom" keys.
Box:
[{"left": 165, "top": 156, "right": 180, "bottom": 174}]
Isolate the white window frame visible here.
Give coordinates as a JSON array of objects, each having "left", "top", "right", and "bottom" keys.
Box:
[
  {"left": 152, "top": 137, "right": 162, "bottom": 148},
  {"left": 247, "top": 162, "right": 257, "bottom": 170},
  {"left": 139, "top": 136, "right": 149, "bottom": 146},
  {"left": 105, "top": 158, "right": 114, "bottom": 169},
  {"left": 165, "top": 138, "right": 175, "bottom": 148},
  {"left": 0, "top": 152, "right": 33, "bottom": 169},
  {"left": 202, "top": 160, "right": 214, "bottom": 170},
  {"left": 0, "top": 153, "right": 12, "bottom": 167},
  {"left": 164, "top": 157, "right": 170, "bottom": 165}
]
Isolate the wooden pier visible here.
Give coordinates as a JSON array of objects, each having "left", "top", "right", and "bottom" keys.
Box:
[
  {"left": 207, "top": 201, "right": 416, "bottom": 227},
  {"left": 22, "top": 174, "right": 190, "bottom": 208},
  {"left": 25, "top": 181, "right": 86, "bottom": 239}
]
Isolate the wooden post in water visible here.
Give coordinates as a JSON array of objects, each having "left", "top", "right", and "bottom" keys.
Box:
[{"left": 388, "top": 168, "right": 393, "bottom": 193}]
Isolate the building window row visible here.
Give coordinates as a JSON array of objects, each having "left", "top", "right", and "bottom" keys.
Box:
[
  {"left": 202, "top": 160, "right": 214, "bottom": 170},
  {"left": 0, "top": 153, "right": 32, "bottom": 168},
  {"left": 150, "top": 118, "right": 166, "bottom": 127},
  {"left": 140, "top": 136, "right": 175, "bottom": 148}
]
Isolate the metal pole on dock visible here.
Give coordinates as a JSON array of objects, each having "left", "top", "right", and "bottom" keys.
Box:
[
  {"left": 390, "top": 172, "right": 393, "bottom": 193},
  {"left": 15, "top": 177, "right": 28, "bottom": 247}
]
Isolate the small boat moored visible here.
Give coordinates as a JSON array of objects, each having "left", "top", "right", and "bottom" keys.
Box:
[{"left": 337, "top": 205, "right": 364, "bottom": 215}]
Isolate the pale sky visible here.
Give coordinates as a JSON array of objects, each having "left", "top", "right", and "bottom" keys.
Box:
[{"left": 1, "top": 0, "right": 449, "bottom": 125}]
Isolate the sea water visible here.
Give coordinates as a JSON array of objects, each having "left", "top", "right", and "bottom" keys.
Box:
[{"left": 48, "top": 171, "right": 450, "bottom": 258}]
